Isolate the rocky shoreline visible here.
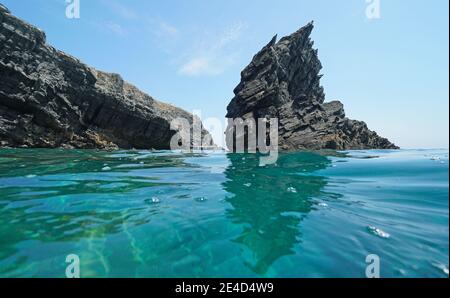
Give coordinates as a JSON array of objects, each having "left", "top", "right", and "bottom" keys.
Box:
[
  {"left": 0, "top": 5, "right": 397, "bottom": 151},
  {"left": 0, "top": 4, "right": 212, "bottom": 150}
]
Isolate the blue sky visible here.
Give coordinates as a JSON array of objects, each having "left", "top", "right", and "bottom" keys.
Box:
[{"left": 2, "top": 0, "right": 448, "bottom": 148}]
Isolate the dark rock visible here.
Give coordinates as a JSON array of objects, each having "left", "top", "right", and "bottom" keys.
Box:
[
  {"left": 0, "top": 6, "right": 213, "bottom": 150},
  {"left": 226, "top": 22, "right": 398, "bottom": 150}
]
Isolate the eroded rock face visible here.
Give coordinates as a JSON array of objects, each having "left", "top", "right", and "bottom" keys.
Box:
[
  {"left": 226, "top": 22, "right": 398, "bottom": 150},
  {"left": 0, "top": 5, "right": 212, "bottom": 149}
]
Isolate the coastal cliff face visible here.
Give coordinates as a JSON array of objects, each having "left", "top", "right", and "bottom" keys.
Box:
[
  {"left": 226, "top": 22, "right": 398, "bottom": 150},
  {"left": 0, "top": 5, "right": 212, "bottom": 149}
]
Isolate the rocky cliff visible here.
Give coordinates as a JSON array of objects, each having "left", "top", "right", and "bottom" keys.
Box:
[
  {"left": 226, "top": 22, "right": 398, "bottom": 150},
  {"left": 0, "top": 4, "right": 212, "bottom": 149}
]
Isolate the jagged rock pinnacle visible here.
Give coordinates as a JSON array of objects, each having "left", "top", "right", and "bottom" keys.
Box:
[{"left": 226, "top": 22, "right": 398, "bottom": 150}]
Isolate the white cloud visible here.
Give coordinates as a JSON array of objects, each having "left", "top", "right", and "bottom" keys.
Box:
[
  {"left": 148, "top": 19, "right": 180, "bottom": 54},
  {"left": 105, "top": 0, "right": 139, "bottom": 20},
  {"left": 178, "top": 53, "right": 239, "bottom": 77},
  {"left": 217, "top": 22, "right": 245, "bottom": 48},
  {"left": 104, "top": 21, "right": 126, "bottom": 36},
  {"left": 178, "top": 57, "right": 219, "bottom": 76},
  {"left": 177, "top": 22, "right": 246, "bottom": 77},
  {"left": 158, "top": 21, "right": 179, "bottom": 37}
]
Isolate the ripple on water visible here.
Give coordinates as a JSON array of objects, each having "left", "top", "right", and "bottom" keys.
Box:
[
  {"left": 0, "top": 148, "right": 447, "bottom": 278},
  {"left": 432, "top": 263, "right": 449, "bottom": 276}
]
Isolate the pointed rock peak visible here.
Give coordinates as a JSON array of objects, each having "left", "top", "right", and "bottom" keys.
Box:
[
  {"left": 295, "top": 20, "right": 314, "bottom": 37},
  {"left": 254, "top": 34, "right": 277, "bottom": 57},
  {"left": 259, "top": 34, "right": 277, "bottom": 52},
  {"left": 277, "top": 21, "right": 315, "bottom": 47},
  {"left": 268, "top": 34, "right": 278, "bottom": 47},
  {"left": 301, "top": 20, "right": 314, "bottom": 31}
]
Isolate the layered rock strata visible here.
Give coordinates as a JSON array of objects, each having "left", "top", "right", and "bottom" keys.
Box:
[
  {"left": 226, "top": 22, "right": 398, "bottom": 150},
  {"left": 0, "top": 5, "right": 212, "bottom": 149}
]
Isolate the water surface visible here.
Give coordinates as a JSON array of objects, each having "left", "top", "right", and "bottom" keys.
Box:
[{"left": 0, "top": 149, "right": 448, "bottom": 277}]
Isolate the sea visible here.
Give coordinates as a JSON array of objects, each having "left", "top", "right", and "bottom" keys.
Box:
[{"left": 0, "top": 148, "right": 448, "bottom": 278}]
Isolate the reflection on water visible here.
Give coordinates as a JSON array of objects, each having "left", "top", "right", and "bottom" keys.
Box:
[{"left": 223, "top": 153, "right": 336, "bottom": 274}]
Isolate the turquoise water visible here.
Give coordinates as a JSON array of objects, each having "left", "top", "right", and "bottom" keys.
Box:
[{"left": 0, "top": 148, "right": 448, "bottom": 278}]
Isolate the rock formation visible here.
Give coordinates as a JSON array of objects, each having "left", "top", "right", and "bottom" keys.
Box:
[
  {"left": 0, "top": 4, "right": 212, "bottom": 149},
  {"left": 226, "top": 22, "right": 398, "bottom": 150}
]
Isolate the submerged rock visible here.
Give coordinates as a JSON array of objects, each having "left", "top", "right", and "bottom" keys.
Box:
[
  {"left": 226, "top": 22, "right": 398, "bottom": 150},
  {"left": 0, "top": 6, "right": 212, "bottom": 149}
]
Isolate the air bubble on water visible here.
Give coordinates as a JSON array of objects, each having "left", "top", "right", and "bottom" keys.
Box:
[
  {"left": 25, "top": 174, "right": 36, "bottom": 178},
  {"left": 397, "top": 269, "right": 406, "bottom": 276},
  {"left": 287, "top": 187, "right": 297, "bottom": 193},
  {"left": 195, "top": 197, "right": 207, "bottom": 203},
  {"left": 243, "top": 183, "right": 252, "bottom": 187},
  {"left": 150, "top": 197, "right": 160, "bottom": 204},
  {"left": 102, "top": 166, "right": 111, "bottom": 171},
  {"left": 318, "top": 202, "right": 328, "bottom": 207},
  {"left": 367, "top": 226, "right": 390, "bottom": 239},
  {"left": 432, "top": 263, "right": 449, "bottom": 275}
]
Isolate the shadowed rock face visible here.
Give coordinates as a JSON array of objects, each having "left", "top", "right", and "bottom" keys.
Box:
[
  {"left": 226, "top": 22, "right": 398, "bottom": 150},
  {"left": 0, "top": 5, "right": 212, "bottom": 149}
]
